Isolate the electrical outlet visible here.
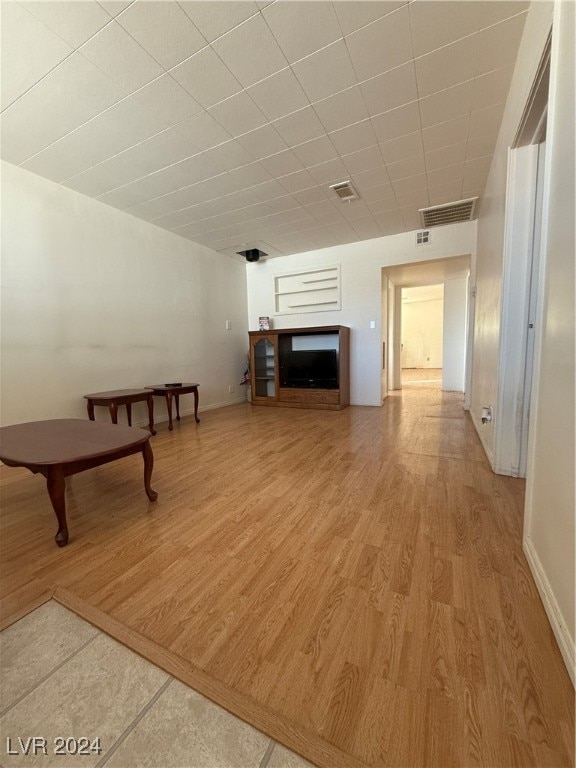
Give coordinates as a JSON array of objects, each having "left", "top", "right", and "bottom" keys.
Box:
[{"left": 228, "top": 385, "right": 235, "bottom": 393}]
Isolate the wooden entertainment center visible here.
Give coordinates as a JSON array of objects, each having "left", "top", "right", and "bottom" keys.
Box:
[{"left": 248, "top": 325, "right": 350, "bottom": 410}]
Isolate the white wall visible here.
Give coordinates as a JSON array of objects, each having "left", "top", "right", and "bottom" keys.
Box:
[
  {"left": 0, "top": 161, "right": 248, "bottom": 427},
  {"left": 523, "top": 0, "right": 575, "bottom": 683},
  {"left": 401, "top": 295, "right": 443, "bottom": 369},
  {"left": 470, "top": 0, "right": 554, "bottom": 462},
  {"left": 442, "top": 277, "right": 468, "bottom": 392},
  {"left": 246, "top": 222, "right": 476, "bottom": 406}
]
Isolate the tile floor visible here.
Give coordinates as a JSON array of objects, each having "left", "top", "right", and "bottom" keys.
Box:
[{"left": 0, "top": 602, "right": 314, "bottom": 768}]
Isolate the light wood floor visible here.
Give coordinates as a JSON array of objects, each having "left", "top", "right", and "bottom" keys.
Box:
[{"left": 1, "top": 384, "right": 574, "bottom": 767}]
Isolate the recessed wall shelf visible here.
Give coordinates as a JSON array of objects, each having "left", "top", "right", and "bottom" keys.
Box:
[{"left": 274, "top": 265, "right": 341, "bottom": 315}]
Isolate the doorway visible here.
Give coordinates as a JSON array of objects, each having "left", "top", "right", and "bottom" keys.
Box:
[{"left": 401, "top": 284, "right": 443, "bottom": 387}]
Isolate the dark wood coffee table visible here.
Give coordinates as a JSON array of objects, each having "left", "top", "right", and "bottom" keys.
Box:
[
  {"left": 0, "top": 419, "right": 158, "bottom": 547},
  {"left": 145, "top": 384, "right": 200, "bottom": 431},
  {"left": 84, "top": 389, "right": 156, "bottom": 434}
]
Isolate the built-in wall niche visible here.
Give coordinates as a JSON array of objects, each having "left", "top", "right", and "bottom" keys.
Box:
[{"left": 274, "top": 265, "right": 341, "bottom": 315}]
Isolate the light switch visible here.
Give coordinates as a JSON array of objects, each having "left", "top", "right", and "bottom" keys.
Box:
[
  {"left": 225, "top": 320, "right": 232, "bottom": 330},
  {"left": 369, "top": 320, "right": 376, "bottom": 329}
]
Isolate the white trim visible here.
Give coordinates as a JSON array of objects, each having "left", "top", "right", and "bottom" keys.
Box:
[
  {"left": 469, "top": 409, "right": 495, "bottom": 470},
  {"left": 131, "top": 399, "right": 247, "bottom": 429},
  {"left": 494, "top": 145, "right": 539, "bottom": 477},
  {"left": 524, "top": 536, "right": 575, "bottom": 686}
]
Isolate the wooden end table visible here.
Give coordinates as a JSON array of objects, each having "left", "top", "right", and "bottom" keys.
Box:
[
  {"left": 145, "top": 384, "right": 200, "bottom": 431},
  {"left": 0, "top": 419, "right": 158, "bottom": 547},
  {"left": 84, "top": 389, "right": 156, "bottom": 435}
]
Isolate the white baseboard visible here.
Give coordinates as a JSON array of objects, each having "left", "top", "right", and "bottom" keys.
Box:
[
  {"left": 523, "top": 536, "right": 575, "bottom": 686},
  {"left": 132, "top": 397, "right": 247, "bottom": 428},
  {"left": 469, "top": 409, "right": 495, "bottom": 470}
]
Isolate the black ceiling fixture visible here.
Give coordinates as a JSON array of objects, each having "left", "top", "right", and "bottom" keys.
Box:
[{"left": 237, "top": 248, "right": 267, "bottom": 262}]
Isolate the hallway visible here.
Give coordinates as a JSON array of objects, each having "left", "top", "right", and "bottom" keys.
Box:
[{"left": 1, "top": 388, "right": 573, "bottom": 767}]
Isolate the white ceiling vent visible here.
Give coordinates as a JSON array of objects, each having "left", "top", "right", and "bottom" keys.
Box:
[
  {"left": 329, "top": 180, "right": 359, "bottom": 201},
  {"left": 419, "top": 197, "right": 478, "bottom": 228}
]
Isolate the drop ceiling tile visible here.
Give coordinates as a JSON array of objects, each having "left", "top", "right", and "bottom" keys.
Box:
[
  {"left": 117, "top": 1, "right": 206, "bottom": 69},
  {"left": 171, "top": 47, "right": 242, "bottom": 108},
  {"left": 212, "top": 14, "right": 287, "bottom": 88},
  {"left": 135, "top": 74, "right": 203, "bottom": 126},
  {"left": 307, "top": 157, "right": 349, "bottom": 185},
  {"left": 391, "top": 172, "right": 428, "bottom": 197},
  {"left": 1, "top": 52, "right": 127, "bottom": 164},
  {"left": 425, "top": 141, "right": 467, "bottom": 171},
  {"left": 97, "top": 1, "right": 131, "bottom": 17},
  {"left": 375, "top": 210, "right": 405, "bottom": 235},
  {"left": 80, "top": 20, "right": 163, "bottom": 93},
  {"left": 273, "top": 107, "right": 326, "bottom": 147},
  {"left": 227, "top": 162, "right": 273, "bottom": 188},
  {"left": 351, "top": 215, "right": 383, "bottom": 239},
  {"left": 367, "top": 197, "right": 397, "bottom": 214},
  {"left": 468, "top": 103, "right": 505, "bottom": 140},
  {"left": 360, "top": 62, "right": 418, "bottom": 117},
  {"left": 465, "top": 135, "right": 497, "bottom": 160},
  {"left": 208, "top": 91, "right": 267, "bottom": 136},
  {"left": 473, "top": 14, "right": 527, "bottom": 75},
  {"left": 334, "top": 1, "right": 406, "bottom": 36},
  {"left": 386, "top": 154, "right": 426, "bottom": 181},
  {"left": 204, "top": 140, "right": 255, "bottom": 172},
  {"left": 361, "top": 182, "right": 395, "bottom": 203},
  {"left": 305, "top": 199, "right": 343, "bottom": 222},
  {"left": 329, "top": 119, "right": 378, "bottom": 155},
  {"left": 399, "top": 206, "right": 422, "bottom": 230},
  {"left": 409, "top": 0, "right": 482, "bottom": 58},
  {"left": 422, "top": 114, "right": 469, "bottom": 153},
  {"left": 427, "top": 181, "right": 464, "bottom": 206},
  {"left": 236, "top": 124, "right": 287, "bottom": 159},
  {"left": 415, "top": 36, "right": 478, "bottom": 99},
  {"left": 261, "top": 1, "right": 341, "bottom": 63},
  {"left": 419, "top": 80, "right": 473, "bottom": 129},
  {"left": 345, "top": 6, "right": 412, "bottom": 82},
  {"left": 291, "top": 40, "right": 356, "bottom": 103},
  {"left": 22, "top": 0, "right": 111, "bottom": 47},
  {"left": 179, "top": 1, "right": 258, "bottom": 44},
  {"left": 246, "top": 68, "right": 309, "bottom": 121},
  {"left": 98, "top": 182, "right": 154, "bottom": 210},
  {"left": 351, "top": 166, "right": 391, "bottom": 191},
  {"left": 371, "top": 101, "right": 421, "bottom": 143},
  {"left": 379, "top": 131, "right": 424, "bottom": 163},
  {"left": 1, "top": 2, "right": 72, "bottom": 110},
  {"left": 426, "top": 162, "right": 465, "bottom": 188},
  {"left": 176, "top": 110, "right": 233, "bottom": 151},
  {"left": 260, "top": 150, "right": 305, "bottom": 177},
  {"left": 292, "top": 186, "right": 330, "bottom": 206},
  {"left": 293, "top": 135, "right": 339, "bottom": 167},
  {"left": 342, "top": 145, "right": 384, "bottom": 176},
  {"left": 64, "top": 157, "right": 140, "bottom": 197},
  {"left": 471, "top": 66, "right": 514, "bottom": 111},
  {"left": 312, "top": 86, "right": 369, "bottom": 133},
  {"left": 21, "top": 93, "right": 170, "bottom": 182},
  {"left": 278, "top": 169, "right": 318, "bottom": 193},
  {"left": 394, "top": 189, "right": 429, "bottom": 207},
  {"left": 463, "top": 155, "right": 493, "bottom": 187}
]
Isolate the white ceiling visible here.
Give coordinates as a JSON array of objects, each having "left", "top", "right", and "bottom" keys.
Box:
[
  {"left": 1, "top": 0, "right": 528, "bottom": 259},
  {"left": 402, "top": 283, "right": 444, "bottom": 302}
]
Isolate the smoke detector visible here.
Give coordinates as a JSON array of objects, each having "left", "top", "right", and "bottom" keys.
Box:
[
  {"left": 419, "top": 197, "right": 478, "bottom": 228},
  {"left": 329, "top": 180, "right": 359, "bottom": 201}
]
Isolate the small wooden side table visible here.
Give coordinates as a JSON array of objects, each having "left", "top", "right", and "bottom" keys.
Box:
[
  {"left": 84, "top": 389, "right": 156, "bottom": 435},
  {"left": 145, "top": 384, "right": 200, "bottom": 431}
]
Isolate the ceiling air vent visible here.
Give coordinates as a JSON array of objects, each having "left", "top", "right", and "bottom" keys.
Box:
[
  {"left": 329, "top": 180, "right": 359, "bottom": 201},
  {"left": 419, "top": 197, "right": 478, "bottom": 228}
]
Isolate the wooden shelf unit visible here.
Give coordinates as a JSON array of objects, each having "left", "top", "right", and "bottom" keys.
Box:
[{"left": 249, "top": 325, "right": 350, "bottom": 411}]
